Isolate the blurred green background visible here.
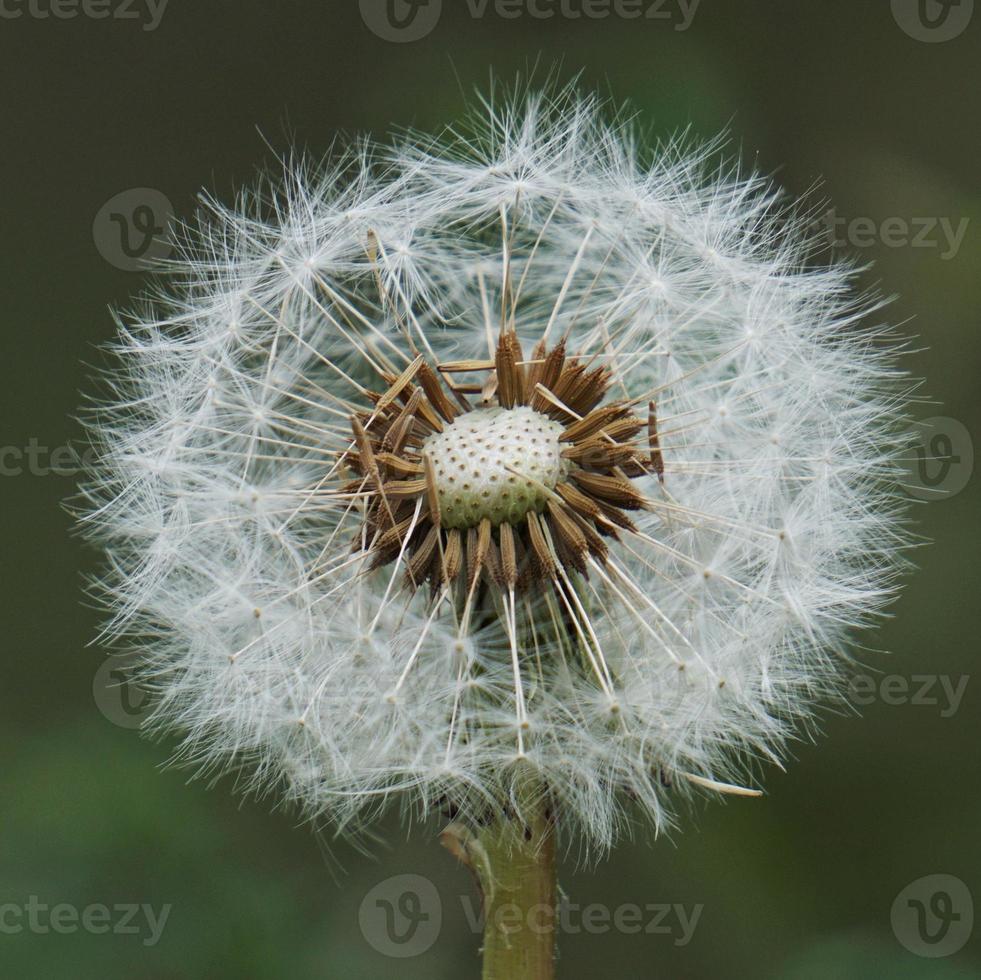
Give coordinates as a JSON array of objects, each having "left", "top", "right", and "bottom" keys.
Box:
[{"left": 1, "top": 1, "right": 978, "bottom": 977}]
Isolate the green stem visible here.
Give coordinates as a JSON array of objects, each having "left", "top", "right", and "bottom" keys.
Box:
[{"left": 475, "top": 801, "right": 557, "bottom": 980}]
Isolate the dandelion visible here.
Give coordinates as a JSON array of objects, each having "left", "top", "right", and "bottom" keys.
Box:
[{"left": 79, "top": 83, "right": 912, "bottom": 976}]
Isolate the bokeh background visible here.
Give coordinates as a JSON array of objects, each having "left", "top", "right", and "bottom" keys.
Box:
[{"left": 1, "top": 1, "right": 978, "bottom": 977}]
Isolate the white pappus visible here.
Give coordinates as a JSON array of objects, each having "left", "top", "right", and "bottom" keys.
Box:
[{"left": 78, "top": 83, "right": 914, "bottom": 850}]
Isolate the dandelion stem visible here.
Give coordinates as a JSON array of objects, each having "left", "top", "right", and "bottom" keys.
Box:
[{"left": 473, "top": 798, "right": 557, "bottom": 980}]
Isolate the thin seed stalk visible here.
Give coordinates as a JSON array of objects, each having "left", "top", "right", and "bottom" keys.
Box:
[{"left": 476, "top": 799, "right": 557, "bottom": 980}]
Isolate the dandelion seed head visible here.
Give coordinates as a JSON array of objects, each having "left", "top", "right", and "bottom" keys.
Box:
[{"left": 77, "top": 82, "right": 914, "bottom": 850}]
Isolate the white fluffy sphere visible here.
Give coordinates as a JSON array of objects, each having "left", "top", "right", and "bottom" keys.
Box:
[{"left": 80, "top": 85, "right": 912, "bottom": 848}]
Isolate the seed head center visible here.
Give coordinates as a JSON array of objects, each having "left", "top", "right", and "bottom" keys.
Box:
[{"left": 424, "top": 406, "right": 567, "bottom": 529}]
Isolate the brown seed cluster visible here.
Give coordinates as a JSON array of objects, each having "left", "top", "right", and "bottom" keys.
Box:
[{"left": 343, "top": 326, "right": 663, "bottom": 597}]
